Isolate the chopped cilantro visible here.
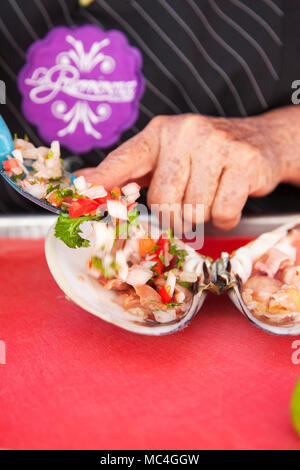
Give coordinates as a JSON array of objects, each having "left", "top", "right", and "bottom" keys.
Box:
[
  {"left": 165, "top": 302, "right": 183, "bottom": 308},
  {"left": 177, "top": 281, "right": 192, "bottom": 288},
  {"left": 54, "top": 212, "right": 101, "bottom": 248},
  {"left": 49, "top": 176, "right": 62, "bottom": 182},
  {"left": 128, "top": 207, "right": 139, "bottom": 225},
  {"left": 91, "top": 257, "right": 104, "bottom": 270},
  {"left": 13, "top": 172, "right": 24, "bottom": 182},
  {"left": 149, "top": 244, "right": 160, "bottom": 253},
  {"left": 166, "top": 228, "right": 174, "bottom": 241},
  {"left": 159, "top": 253, "right": 166, "bottom": 266},
  {"left": 57, "top": 188, "right": 73, "bottom": 198},
  {"left": 46, "top": 183, "right": 60, "bottom": 195},
  {"left": 169, "top": 243, "right": 187, "bottom": 268}
]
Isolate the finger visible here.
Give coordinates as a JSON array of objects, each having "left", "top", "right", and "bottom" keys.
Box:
[
  {"left": 74, "top": 169, "right": 153, "bottom": 189},
  {"left": 126, "top": 173, "right": 152, "bottom": 188},
  {"left": 147, "top": 152, "right": 190, "bottom": 236},
  {"left": 74, "top": 167, "right": 97, "bottom": 178},
  {"left": 183, "top": 153, "right": 223, "bottom": 224},
  {"left": 211, "top": 168, "right": 249, "bottom": 230},
  {"left": 78, "top": 122, "right": 161, "bottom": 189}
]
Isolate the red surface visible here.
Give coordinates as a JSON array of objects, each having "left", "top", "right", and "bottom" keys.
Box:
[{"left": 0, "top": 236, "right": 300, "bottom": 450}]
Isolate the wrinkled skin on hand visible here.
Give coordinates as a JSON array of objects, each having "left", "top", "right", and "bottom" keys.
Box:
[{"left": 78, "top": 107, "right": 299, "bottom": 230}]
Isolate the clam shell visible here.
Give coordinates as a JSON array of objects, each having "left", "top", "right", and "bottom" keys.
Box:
[
  {"left": 228, "top": 216, "right": 300, "bottom": 335},
  {"left": 45, "top": 223, "right": 207, "bottom": 336}
]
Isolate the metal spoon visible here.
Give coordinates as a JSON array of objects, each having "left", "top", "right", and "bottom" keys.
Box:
[{"left": 0, "top": 115, "right": 74, "bottom": 214}]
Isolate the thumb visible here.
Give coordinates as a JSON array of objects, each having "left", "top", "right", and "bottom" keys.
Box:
[{"left": 75, "top": 121, "right": 161, "bottom": 190}]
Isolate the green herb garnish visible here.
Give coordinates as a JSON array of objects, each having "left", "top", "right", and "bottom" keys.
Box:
[
  {"left": 159, "top": 253, "right": 166, "bottom": 266},
  {"left": 12, "top": 172, "right": 24, "bottom": 182},
  {"left": 149, "top": 244, "right": 160, "bottom": 253},
  {"left": 46, "top": 183, "right": 60, "bottom": 195},
  {"left": 177, "top": 281, "right": 192, "bottom": 288},
  {"left": 169, "top": 243, "right": 187, "bottom": 268},
  {"left": 165, "top": 302, "right": 183, "bottom": 308},
  {"left": 128, "top": 207, "right": 139, "bottom": 225},
  {"left": 54, "top": 212, "right": 101, "bottom": 248}
]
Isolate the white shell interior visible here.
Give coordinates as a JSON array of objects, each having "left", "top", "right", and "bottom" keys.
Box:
[
  {"left": 229, "top": 215, "right": 300, "bottom": 335},
  {"left": 44, "top": 221, "right": 205, "bottom": 336}
]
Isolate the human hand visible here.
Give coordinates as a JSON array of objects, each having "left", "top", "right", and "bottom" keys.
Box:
[{"left": 78, "top": 112, "right": 287, "bottom": 230}]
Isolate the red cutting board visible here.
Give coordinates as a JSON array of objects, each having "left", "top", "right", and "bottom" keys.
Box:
[{"left": 0, "top": 237, "right": 300, "bottom": 450}]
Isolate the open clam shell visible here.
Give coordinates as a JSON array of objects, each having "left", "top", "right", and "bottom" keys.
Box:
[
  {"left": 224, "top": 216, "right": 300, "bottom": 335},
  {"left": 45, "top": 220, "right": 208, "bottom": 336}
]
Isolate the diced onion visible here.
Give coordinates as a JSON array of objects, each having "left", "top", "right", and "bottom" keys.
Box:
[
  {"left": 165, "top": 271, "right": 176, "bottom": 296},
  {"left": 73, "top": 176, "right": 88, "bottom": 193},
  {"left": 12, "top": 149, "right": 24, "bottom": 164},
  {"left": 126, "top": 266, "right": 153, "bottom": 286},
  {"left": 81, "top": 185, "right": 107, "bottom": 199},
  {"left": 116, "top": 250, "right": 128, "bottom": 281},
  {"left": 121, "top": 182, "right": 140, "bottom": 203},
  {"left": 175, "top": 291, "right": 185, "bottom": 303},
  {"left": 92, "top": 222, "right": 115, "bottom": 253},
  {"left": 21, "top": 180, "right": 47, "bottom": 199},
  {"left": 107, "top": 199, "right": 128, "bottom": 220}
]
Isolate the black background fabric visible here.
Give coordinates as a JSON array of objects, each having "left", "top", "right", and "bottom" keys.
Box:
[{"left": 0, "top": 0, "right": 300, "bottom": 213}]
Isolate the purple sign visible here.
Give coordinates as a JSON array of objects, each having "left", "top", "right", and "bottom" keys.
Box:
[{"left": 18, "top": 25, "right": 144, "bottom": 153}]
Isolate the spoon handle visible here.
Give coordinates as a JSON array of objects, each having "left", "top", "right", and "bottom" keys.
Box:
[{"left": 0, "top": 115, "right": 14, "bottom": 162}]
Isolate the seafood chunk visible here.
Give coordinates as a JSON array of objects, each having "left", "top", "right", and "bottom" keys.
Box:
[
  {"left": 254, "top": 247, "right": 293, "bottom": 277},
  {"left": 280, "top": 266, "right": 300, "bottom": 288},
  {"left": 243, "top": 276, "right": 283, "bottom": 304},
  {"left": 235, "top": 220, "right": 300, "bottom": 332},
  {"left": 269, "top": 286, "right": 300, "bottom": 315}
]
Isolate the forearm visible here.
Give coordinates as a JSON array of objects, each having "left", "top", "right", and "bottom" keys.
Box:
[{"left": 254, "top": 105, "right": 300, "bottom": 185}]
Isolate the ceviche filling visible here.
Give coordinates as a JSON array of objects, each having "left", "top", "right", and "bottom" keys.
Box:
[
  {"left": 53, "top": 177, "right": 203, "bottom": 323},
  {"left": 4, "top": 136, "right": 203, "bottom": 323},
  {"left": 86, "top": 219, "right": 204, "bottom": 323},
  {"left": 242, "top": 226, "right": 300, "bottom": 323},
  {"left": 3, "top": 136, "right": 66, "bottom": 200}
]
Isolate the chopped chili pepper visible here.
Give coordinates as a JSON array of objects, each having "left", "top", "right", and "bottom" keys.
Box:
[
  {"left": 159, "top": 285, "right": 172, "bottom": 304},
  {"left": 152, "top": 257, "right": 164, "bottom": 276}
]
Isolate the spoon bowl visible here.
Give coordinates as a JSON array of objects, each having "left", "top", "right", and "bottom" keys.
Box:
[{"left": 0, "top": 114, "right": 75, "bottom": 214}]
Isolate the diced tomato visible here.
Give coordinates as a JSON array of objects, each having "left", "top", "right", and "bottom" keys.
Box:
[
  {"left": 139, "top": 237, "right": 156, "bottom": 257},
  {"left": 69, "top": 198, "right": 100, "bottom": 218},
  {"left": 154, "top": 235, "right": 170, "bottom": 256},
  {"left": 48, "top": 191, "right": 63, "bottom": 207},
  {"left": 158, "top": 285, "right": 172, "bottom": 304},
  {"left": 3, "top": 159, "right": 20, "bottom": 171},
  {"left": 94, "top": 193, "right": 112, "bottom": 206},
  {"left": 62, "top": 196, "right": 73, "bottom": 205},
  {"left": 157, "top": 234, "right": 170, "bottom": 248}
]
